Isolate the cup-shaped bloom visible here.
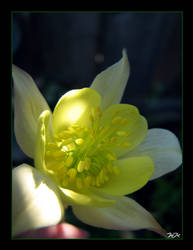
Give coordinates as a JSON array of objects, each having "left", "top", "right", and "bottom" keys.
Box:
[{"left": 12, "top": 50, "right": 182, "bottom": 237}]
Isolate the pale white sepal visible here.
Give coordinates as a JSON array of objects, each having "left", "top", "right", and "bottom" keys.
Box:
[
  {"left": 12, "top": 164, "right": 64, "bottom": 236},
  {"left": 90, "top": 49, "right": 130, "bottom": 111},
  {"left": 72, "top": 195, "right": 166, "bottom": 236},
  {"left": 13, "top": 65, "right": 51, "bottom": 158},
  {"left": 123, "top": 128, "right": 182, "bottom": 180}
]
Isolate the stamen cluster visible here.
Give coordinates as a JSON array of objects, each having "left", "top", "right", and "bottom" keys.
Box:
[{"left": 45, "top": 107, "right": 130, "bottom": 189}]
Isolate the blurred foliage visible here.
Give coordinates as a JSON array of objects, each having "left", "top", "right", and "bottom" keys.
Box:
[{"left": 12, "top": 12, "right": 182, "bottom": 239}]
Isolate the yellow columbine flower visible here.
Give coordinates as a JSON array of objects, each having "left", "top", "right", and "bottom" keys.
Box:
[{"left": 12, "top": 50, "right": 182, "bottom": 237}]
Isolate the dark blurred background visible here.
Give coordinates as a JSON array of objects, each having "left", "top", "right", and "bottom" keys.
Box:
[{"left": 12, "top": 12, "right": 182, "bottom": 239}]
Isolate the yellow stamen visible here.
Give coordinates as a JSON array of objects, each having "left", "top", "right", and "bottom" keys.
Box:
[
  {"left": 76, "top": 178, "right": 83, "bottom": 189},
  {"left": 67, "top": 168, "right": 77, "bottom": 179},
  {"left": 53, "top": 150, "right": 65, "bottom": 157},
  {"left": 84, "top": 175, "right": 92, "bottom": 187},
  {"left": 85, "top": 157, "right": 91, "bottom": 170},
  {"left": 106, "top": 163, "right": 113, "bottom": 173},
  {"left": 61, "top": 146, "right": 69, "bottom": 153},
  {"left": 113, "top": 109, "right": 119, "bottom": 116},
  {"left": 44, "top": 102, "right": 133, "bottom": 191},
  {"left": 106, "top": 153, "right": 117, "bottom": 161},
  {"left": 96, "top": 176, "right": 101, "bottom": 186},
  {"left": 68, "top": 142, "right": 76, "bottom": 151},
  {"left": 64, "top": 156, "right": 73, "bottom": 167},
  {"left": 89, "top": 114, "right": 94, "bottom": 123},
  {"left": 113, "top": 166, "right": 120, "bottom": 176},
  {"left": 96, "top": 106, "right": 100, "bottom": 113},
  {"left": 110, "top": 137, "right": 116, "bottom": 143},
  {"left": 45, "top": 151, "right": 51, "bottom": 156},
  {"left": 96, "top": 106, "right": 102, "bottom": 118},
  {"left": 112, "top": 116, "right": 122, "bottom": 124},
  {"left": 75, "top": 138, "right": 84, "bottom": 145},
  {"left": 116, "top": 131, "right": 127, "bottom": 136},
  {"left": 120, "top": 142, "right": 130, "bottom": 147},
  {"left": 99, "top": 170, "right": 105, "bottom": 184},
  {"left": 47, "top": 142, "right": 58, "bottom": 150},
  {"left": 77, "top": 161, "right": 85, "bottom": 172},
  {"left": 62, "top": 178, "right": 69, "bottom": 187},
  {"left": 120, "top": 118, "right": 127, "bottom": 125}
]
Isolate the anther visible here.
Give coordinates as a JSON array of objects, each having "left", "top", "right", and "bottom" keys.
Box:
[
  {"left": 47, "top": 142, "right": 58, "bottom": 150},
  {"left": 84, "top": 157, "right": 91, "bottom": 170},
  {"left": 113, "top": 166, "right": 120, "bottom": 176},
  {"left": 113, "top": 109, "right": 119, "bottom": 116},
  {"left": 120, "top": 118, "right": 127, "bottom": 125},
  {"left": 64, "top": 156, "right": 74, "bottom": 167},
  {"left": 96, "top": 106, "right": 101, "bottom": 113},
  {"left": 106, "top": 153, "right": 117, "bottom": 161},
  {"left": 89, "top": 114, "right": 94, "bottom": 123},
  {"left": 61, "top": 146, "right": 68, "bottom": 152},
  {"left": 76, "top": 178, "right": 83, "bottom": 189},
  {"left": 53, "top": 150, "right": 66, "bottom": 157},
  {"left": 75, "top": 138, "right": 84, "bottom": 145},
  {"left": 96, "top": 176, "right": 101, "bottom": 187},
  {"left": 110, "top": 137, "right": 116, "bottom": 143},
  {"left": 112, "top": 116, "right": 122, "bottom": 124},
  {"left": 67, "top": 168, "right": 77, "bottom": 179},
  {"left": 61, "top": 138, "right": 73, "bottom": 145},
  {"left": 96, "top": 106, "right": 102, "bottom": 118},
  {"left": 67, "top": 142, "right": 76, "bottom": 151},
  {"left": 106, "top": 163, "right": 113, "bottom": 173},
  {"left": 116, "top": 131, "right": 127, "bottom": 137},
  {"left": 99, "top": 170, "right": 105, "bottom": 184},
  {"left": 45, "top": 151, "right": 51, "bottom": 156},
  {"left": 97, "top": 143, "right": 102, "bottom": 149},
  {"left": 62, "top": 179, "right": 69, "bottom": 187},
  {"left": 120, "top": 142, "right": 130, "bottom": 147},
  {"left": 84, "top": 175, "right": 92, "bottom": 187},
  {"left": 77, "top": 161, "right": 85, "bottom": 172}
]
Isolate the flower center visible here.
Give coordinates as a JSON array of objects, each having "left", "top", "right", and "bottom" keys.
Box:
[{"left": 45, "top": 106, "right": 130, "bottom": 189}]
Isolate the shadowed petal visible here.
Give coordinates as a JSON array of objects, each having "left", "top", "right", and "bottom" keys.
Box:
[
  {"left": 90, "top": 49, "right": 130, "bottom": 111},
  {"left": 59, "top": 187, "right": 115, "bottom": 208},
  {"left": 13, "top": 65, "right": 51, "bottom": 158},
  {"left": 73, "top": 195, "right": 166, "bottom": 236},
  {"left": 123, "top": 128, "right": 182, "bottom": 180},
  {"left": 34, "top": 110, "right": 52, "bottom": 174}
]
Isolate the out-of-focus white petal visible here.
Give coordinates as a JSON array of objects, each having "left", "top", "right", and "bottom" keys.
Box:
[
  {"left": 90, "top": 49, "right": 130, "bottom": 111},
  {"left": 12, "top": 164, "right": 64, "bottom": 236}
]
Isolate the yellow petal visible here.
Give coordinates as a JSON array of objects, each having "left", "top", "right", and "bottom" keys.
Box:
[
  {"left": 59, "top": 187, "right": 115, "bottom": 208},
  {"left": 90, "top": 49, "right": 130, "bottom": 111},
  {"left": 12, "top": 65, "right": 51, "bottom": 158},
  {"left": 93, "top": 156, "right": 154, "bottom": 196},
  {"left": 52, "top": 88, "right": 101, "bottom": 135},
  {"left": 72, "top": 195, "right": 166, "bottom": 236},
  {"left": 12, "top": 164, "right": 64, "bottom": 236},
  {"left": 100, "top": 104, "right": 148, "bottom": 157}
]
